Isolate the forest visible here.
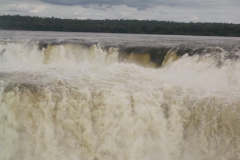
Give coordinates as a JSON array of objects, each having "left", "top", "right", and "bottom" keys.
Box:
[{"left": 0, "top": 15, "right": 240, "bottom": 36}]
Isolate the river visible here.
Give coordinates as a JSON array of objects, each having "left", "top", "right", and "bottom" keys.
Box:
[{"left": 1, "top": 31, "right": 240, "bottom": 160}]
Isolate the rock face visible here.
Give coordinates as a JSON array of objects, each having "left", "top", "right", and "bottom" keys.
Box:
[{"left": 0, "top": 49, "right": 6, "bottom": 56}]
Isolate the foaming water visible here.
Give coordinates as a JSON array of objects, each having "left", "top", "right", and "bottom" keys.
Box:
[
  {"left": 1, "top": 32, "right": 240, "bottom": 160},
  {"left": 0, "top": 42, "right": 119, "bottom": 69}
]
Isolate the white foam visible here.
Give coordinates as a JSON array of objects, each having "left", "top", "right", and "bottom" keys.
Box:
[{"left": 1, "top": 41, "right": 240, "bottom": 160}]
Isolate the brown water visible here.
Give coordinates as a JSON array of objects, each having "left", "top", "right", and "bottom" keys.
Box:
[{"left": 1, "top": 31, "right": 240, "bottom": 160}]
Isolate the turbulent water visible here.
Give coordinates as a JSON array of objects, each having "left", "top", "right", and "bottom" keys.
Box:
[{"left": 1, "top": 31, "right": 240, "bottom": 160}]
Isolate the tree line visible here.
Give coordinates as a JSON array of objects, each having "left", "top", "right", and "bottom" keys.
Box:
[{"left": 0, "top": 15, "right": 240, "bottom": 37}]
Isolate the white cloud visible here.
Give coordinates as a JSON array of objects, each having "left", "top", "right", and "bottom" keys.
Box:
[
  {"left": 0, "top": 0, "right": 239, "bottom": 23},
  {"left": 30, "top": 6, "right": 46, "bottom": 13},
  {"left": 189, "top": 15, "right": 199, "bottom": 22}
]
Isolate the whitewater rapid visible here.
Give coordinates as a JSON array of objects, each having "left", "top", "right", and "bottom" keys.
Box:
[{"left": 1, "top": 32, "right": 240, "bottom": 160}]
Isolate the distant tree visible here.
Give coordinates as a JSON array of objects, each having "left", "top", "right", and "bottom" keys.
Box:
[{"left": 0, "top": 15, "right": 240, "bottom": 37}]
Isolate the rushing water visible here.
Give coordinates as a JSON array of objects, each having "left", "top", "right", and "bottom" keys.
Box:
[{"left": 1, "top": 31, "right": 240, "bottom": 160}]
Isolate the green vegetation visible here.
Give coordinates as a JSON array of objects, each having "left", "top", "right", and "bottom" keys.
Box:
[{"left": 1, "top": 15, "right": 240, "bottom": 36}]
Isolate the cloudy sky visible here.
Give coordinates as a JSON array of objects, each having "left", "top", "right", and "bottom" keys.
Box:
[{"left": 1, "top": 0, "right": 240, "bottom": 23}]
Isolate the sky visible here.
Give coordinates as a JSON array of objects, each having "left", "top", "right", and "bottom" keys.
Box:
[{"left": 0, "top": 0, "right": 240, "bottom": 23}]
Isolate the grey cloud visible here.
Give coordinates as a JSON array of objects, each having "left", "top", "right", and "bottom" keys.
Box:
[
  {"left": 40, "top": 0, "right": 150, "bottom": 9},
  {"left": 1, "top": 0, "right": 240, "bottom": 23},
  {"left": 39, "top": 0, "right": 208, "bottom": 9}
]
